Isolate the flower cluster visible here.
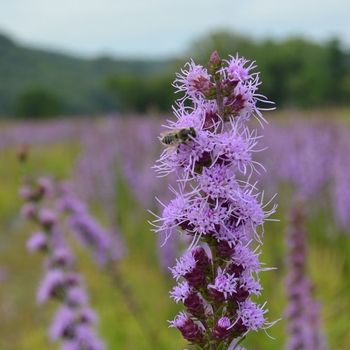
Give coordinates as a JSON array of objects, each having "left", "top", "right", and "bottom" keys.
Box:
[
  {"left": 57, "top": 181, "right": 125, "bottom": 267},
  {"left": 152, "top": 52, "right": 277, "bottom": 349},
  {"left": 20, "top": 177, "right": 105, "bottom": 350}
]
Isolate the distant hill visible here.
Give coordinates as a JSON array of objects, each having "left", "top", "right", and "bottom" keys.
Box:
[
  {"left": 1, "top": 31, "right": 349, "bottom": 117},
  {"left": 0, "top": 33, "right": 176, "bottom": 117}
]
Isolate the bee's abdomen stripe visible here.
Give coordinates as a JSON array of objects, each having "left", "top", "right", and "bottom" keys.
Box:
[{"left": 163, "top": 136, "right": 173, "bottom": 144}]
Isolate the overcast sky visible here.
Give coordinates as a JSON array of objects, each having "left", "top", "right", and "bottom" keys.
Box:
[{"left": 0, "top": 0, "right": 349, "bottom": 59}]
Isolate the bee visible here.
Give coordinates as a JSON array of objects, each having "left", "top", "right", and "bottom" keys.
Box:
[{"left": 160, "top": 127, "right": 197, "bottom": 148}]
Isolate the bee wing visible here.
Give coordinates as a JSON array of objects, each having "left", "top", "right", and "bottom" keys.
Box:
[
  {"left": 160, "top": 129, "right": 181, "bottom": 137},
  {"left": 166, "top": 145, "right": 178, "bottom": 155}
]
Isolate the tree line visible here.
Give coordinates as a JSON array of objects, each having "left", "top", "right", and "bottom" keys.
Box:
[
  {"left": 106, "top": 31, "right": 350, "bottom": 114},
  {"left": 2, "top": 31, "right": 349, "bottom": 118}
]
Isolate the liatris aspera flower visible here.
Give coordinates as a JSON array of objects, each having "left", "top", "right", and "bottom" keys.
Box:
[
  {"left": 285, "top": 197, "right": 327, "bottom": 350},
  {"left": 57, "top": 181, "right": 125, "bottom": 267},
  {"left": 20, "top": 177, "right": 105, "bottom": 350},
  {"left": 152, "top": 52, "right": 277, "bottom": 349}
]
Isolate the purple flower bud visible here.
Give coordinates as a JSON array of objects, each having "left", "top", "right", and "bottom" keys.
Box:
[
  {"left": 170, "top": 311, "right": 204, "bottom": 343},
  {"left": 26, "top": 232, "right": 48, "bottom": 252},
  {"left": 213, "top": 317, "right": 231, "bottom": 340},
  {"left": 217, "top": 240, "right": 236, "bottom": 258},
  {"left": 226, "top": 263, "right": 244, "bottom": 277},
  {"left": 38, "top": 208, "right": 57, "bottom": 228},
  {"left": 37, "top": 177, "right": 54, "bottom": 197},
  {"left": 74, "top": 324, "right": 106, "bottom": 350},
  {"left": 191, "top": 246, "right": 211, "bottom": 270},
  {"left": 21, "top": 202, "right": 37, "bottom": 220},
  {"left": 208, "top": 51, "right": 222, "bottom": 73},
  {"left": 19, "top": 185, "right": 34, "bottom": 201},
  {"left": 49, "top": 306, "right": 76, "bottom": 341},
  {"left": 183, "top": 293, "right": 205, "bottom": 318},
  {"left": 230, "top": 317, "right": 248, "bottom": 335},
  {"left": 184, "top": 266, "right": 207, "bottom": 289},
  {"left": 65, "top": 272, "right": 83, "bottom": 288},
  {"left": 37, "top": 270, "right": 65, "bottom": 304},
  {"left": 232, "top": 285, "right": 250, "bottom": 303},
  {"left": 79, "top": 308, "right": 98, "bottom": 325},
  {"left": 208, "top": 288, "right": 226, "bottom": 303},
  {"left": 66, "top": 287, "right": 88, "bottom": 307},
  {"left": 46, "top": 247, "right": 74, "bottom": 269}
]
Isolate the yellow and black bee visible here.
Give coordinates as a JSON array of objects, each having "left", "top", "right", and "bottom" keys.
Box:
[{"left": 160, "top": 127, "right": 197, "bottom": 148}]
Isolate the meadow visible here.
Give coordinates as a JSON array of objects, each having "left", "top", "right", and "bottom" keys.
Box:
[{"left": 1, "top": 109, "right": 350, "bottom": 350}]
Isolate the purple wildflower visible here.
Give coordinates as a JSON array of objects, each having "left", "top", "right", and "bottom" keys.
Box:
[
  {"left": 58, "top": 182, "right": 125, "bottom": 267},
  {"left": 20, "top": 202, "right": 37, "bottom": 219},
  {"left": 170, "top": 281, "right": 193, "bottom": 303},
  {"left": 213, "top": 317, "right": 231, "bottom": 340},
  {"left": 285, "top": 197, "right": 327, "bottom": 350},
  {"left": 49, "top": 305, "right": 76, "bottom": 341},
  {"left": 169, "top": 311, "right": 205, "bottom": 345},
  {"left": 235, "top": 299, "right": 267, "bottom": 331},
  {"left": 27, "top": 231, "right": 48, "bottom": 252},
  {"left": 66, "top": 287, "right": 89, "bottom": 307},
  {"left": 38, "top": 208, "right": 57, "bottom": 228},
  {"left": 20, "top": 176, "right": 106, "bottom": 349},
  {"left": 79, "top": 308, "right": 98, "bottom": 325},
  {"left": 173, "top": 59, "right": 215, "bottom": 101},
  {"left": 152, "top": 52, "right": 277, "bottom": 348},
  {"left": 207, "top": 267, "right": 238, "bottom": 300},
  {"left": 37, "top": 269, "right": 66, "bottom": 304},
  {"left": 46, "top": 247, "right": 75, "bottom": 269}
]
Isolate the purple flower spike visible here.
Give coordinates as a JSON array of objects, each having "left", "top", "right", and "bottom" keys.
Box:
[
  {"left": 152, "top": 52, "right": 277, "bottom": 348},
  {"left": 20, "top": 176, "right": 106, "bottom": 349},
  {"left": 285, "top": 197, "right": 327, "bottom": 350},
  {"left": 59, "top": 183, "right": 125, "bottom": 267}
]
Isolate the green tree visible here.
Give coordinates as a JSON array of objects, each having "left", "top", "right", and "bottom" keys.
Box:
[
  {"left": 105, "top": 74, "right": 175, "bottom": 113},
  {"left": 15, "top": 86, "right": 62, "bottom": 118}
]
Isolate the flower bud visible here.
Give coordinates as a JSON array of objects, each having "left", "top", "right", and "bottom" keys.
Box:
[
  {"left": 192, "top": 246, "right": 211, "bottom": 270},
  {"left": 217, "top": 240, "right": 235, "bottom": 258},
  {"left": 170, "top": 311, "right": 204, "bottom": 343},
  {"left": 184, "top": 266, "right": 207, "bottom": 289},
  {"left": 184, "top": 293, "right": 205, "bottom": 318},
  {"left": 213, "top": 317, "right": 231, "bottom": 340},
  {"left": 208, "top": 51, "right": 222, "bottom": 74},
  {"left": 39, "top": 208, "right": 57, "bottom": 229},
  {"left": 21, "top": 202, "right": 37, "bottom": 220}
]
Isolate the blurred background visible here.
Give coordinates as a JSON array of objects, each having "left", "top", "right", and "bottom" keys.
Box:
[
  {"left": 1, "top": 0, "right": 350, "bottom": 349},
  {"left": 0, "top": 0, "right": 349, "bottom": 117}
]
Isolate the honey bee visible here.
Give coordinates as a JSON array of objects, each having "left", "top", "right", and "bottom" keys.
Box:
[{"left": 160, "top": 127, "right": 197, "bottom": 148}]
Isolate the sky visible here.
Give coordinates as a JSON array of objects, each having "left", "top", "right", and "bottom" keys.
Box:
[{"left": 0, "top": 0, "right": 349, "bottom": 59}]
